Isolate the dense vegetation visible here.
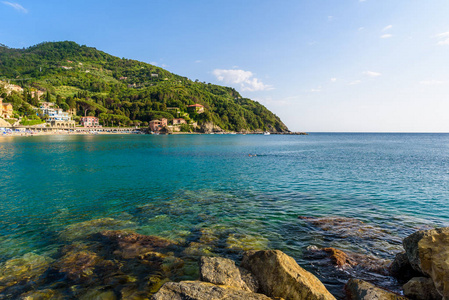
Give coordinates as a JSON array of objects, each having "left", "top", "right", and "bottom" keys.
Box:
[{"left": 0, "top": 41, "right": 288, "bottom": 132}]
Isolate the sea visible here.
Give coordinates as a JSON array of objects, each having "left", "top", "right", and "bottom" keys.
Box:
[{"left": 0, "top": 133, "right": 448, "bottom": 298}]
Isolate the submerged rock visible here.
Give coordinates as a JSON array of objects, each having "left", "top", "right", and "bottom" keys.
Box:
[
  {"left": 403, "top": 277, "right": 442, "bottom": 300},
  {"left": 0, "top": 253, "right": 54, "bottom": 292},
  {"left": 298, "top": 216, "right": 399, "bottom": 242},
  {"left": 345, "top": 279, "right": 408, "bottom": 300},
  {"left": 59, "top": 218, "right": 136, "bottom": 241},
  {"left": 20, "top": 288, "right": 65, "bottom": 300},
  {"left": 98, "top": 230, "right": 176, "bottom": 260},
  {"left": 241, "top": 250, "right": 336, "bottom": 300},
  {"left": 306, "top": 246, "right": 391, "bottom": 274},
  {"left": 200, "top": 256, "right": 258, "bottom": 292},
  {"left": 78, "top": 288, "right": 117, "bottom": 300},
  {"left": 403, "top": 227, "right": 449, "bottom": 298},
  {"left": 53, "top": 249, "right": 110, "bottom": 282},
  {"left": 226, "top": 233, "right": 269, "bottom": 252},
  {"left": 152, "top": 281, "right": 272, "bottom": 300}
]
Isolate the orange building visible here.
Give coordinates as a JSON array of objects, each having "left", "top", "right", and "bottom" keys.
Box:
[
  {"left": 0, "top": 99, "right": 13, "bottom": 119},
  {"left": 149, "top": 118, "right": 168, "bottom": 132}
]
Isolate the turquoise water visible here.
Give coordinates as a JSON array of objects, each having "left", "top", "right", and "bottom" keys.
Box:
[{"left": 0, "top": 133, "right": 448, "bottom": 297}]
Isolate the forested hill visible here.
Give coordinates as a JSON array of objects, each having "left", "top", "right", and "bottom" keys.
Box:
[{"left": 0, "top": 41, "right": 289, "bottom": 132}]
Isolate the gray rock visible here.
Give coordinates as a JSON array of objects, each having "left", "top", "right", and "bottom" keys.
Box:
[
  {"left": 200, "top": 256, "right": 258, "bottom": 292},
  {"left": 241, "top": 250, "right": 336, "bottom": 300},
  {"left": 403, "top": 277, "right": 442, "bottom": 300},
  {"left": 151, "top": 281, "right": 273, "bottom": 300},
  {"left": 345, "top": 279, "right": 408, "bottom": 300},
  {"left": 390, "top": 252, "right": 423, "bottom": 283}
]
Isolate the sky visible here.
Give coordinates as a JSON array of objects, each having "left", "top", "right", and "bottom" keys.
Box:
[{"left": 1, "top": 0, "right": 449, "bottom": 132}]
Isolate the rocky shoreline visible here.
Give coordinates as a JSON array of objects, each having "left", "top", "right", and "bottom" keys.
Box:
[{"left": 0, "top": 216, "right": 447, "bottom": 299}]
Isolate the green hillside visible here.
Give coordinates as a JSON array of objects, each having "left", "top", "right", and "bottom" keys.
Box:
[{"left": 0, "top": 41, "right": 289, "bottom": 132}]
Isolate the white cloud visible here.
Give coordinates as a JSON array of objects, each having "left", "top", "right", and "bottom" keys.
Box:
[
  {"left": 2, "top": 1, "right": 27, "bottom": 13},
  {"left": 363, "top": 71, "right": 382, "bottom": 77},
  {"left": 380, "top": 34, "right": 393, "bottom": 39},
  {"left": 349, "top": 80, "right": 361, "bottom": 85},
  {"left": 150, "top": 62, "right": 158, "bottom": 66},
  {"left": 212, "top": 69, "right": 273, "bottom": 91},
  {"left": 358, "top": 27, "right": 365, "bottom": 31},
  {"left": 330, "top": 78, "right": 337, "bottom": 82},
  {"left": 435, "top": 32, "right": 449, "bottom": 45},
  {"left": 328, "top": 16, "right": 334, "bottom": 22},
  {"left": 195, "top": 60, "right": 202, "bottom": 63},
  {"left": 382, "top": 25, "right": 393, "bottom": 31}
]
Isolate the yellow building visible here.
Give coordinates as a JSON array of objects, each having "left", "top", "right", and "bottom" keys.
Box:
[{"left": 0, "top": 99, "right": 13, "bottom": 119}]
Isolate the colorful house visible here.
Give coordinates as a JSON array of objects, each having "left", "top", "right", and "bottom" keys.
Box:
[
  {"left": 0, "top": 99, "right": 13, "bottom": 119},
  {"left": 80, "top": 116, "right": 100, "bottom": 127},
  {"left": 187, "top": 104, "right": 205, "bottom": 114},
  {"left": 149, "top": 118, "right": 168, "bottom": 132}
]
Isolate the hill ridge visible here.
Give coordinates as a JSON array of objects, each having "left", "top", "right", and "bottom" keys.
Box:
[{"left": 0, "top": 41, "right": 289, "bottom": 132}]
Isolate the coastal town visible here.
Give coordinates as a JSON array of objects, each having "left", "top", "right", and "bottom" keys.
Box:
[
  {"left": 0, "top": 80, "right": 208, "bottom": 135},
  {"left": 0, "top": 80, "right": 305, "bottom": 136}
]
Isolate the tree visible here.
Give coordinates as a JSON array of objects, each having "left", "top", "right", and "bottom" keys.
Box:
[
  {"left": 66, "top": 97, "right": 76, "bottom": 109},
  {"left": 45, "top": 91, "right": 51, "bottom": 102}
]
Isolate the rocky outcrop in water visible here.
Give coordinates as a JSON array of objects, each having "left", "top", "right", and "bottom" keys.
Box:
[
  {"left": 389, "top": 227, "right": 449, "bottom": 300},
  {"left": 200, "top": 256, "right": 258, "bottom": 292},
  {"left": 241, "top": 250, "right": 336, "bottom": 300},
  {"left": 152, "top": 250, "right": 336, "bottom": 300}
]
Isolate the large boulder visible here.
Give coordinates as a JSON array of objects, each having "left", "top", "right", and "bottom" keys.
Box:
[
  {"left": 345, "top": 279, "right": 408, "bottom": 300},
  {"left": 151, "top": 281, "right": 273, "bottom": 300},
  {"left": 241, "top": 250, "right": 336, "bottom": 300},
  {"left": 403, "top": 277, "right": 442, "bottom": 300},
  {"left": 200, "top": 256, "right": 258, "bottom": 292},
  {"left": 403, "top": 227, "right": 449, "bottom": 298}
]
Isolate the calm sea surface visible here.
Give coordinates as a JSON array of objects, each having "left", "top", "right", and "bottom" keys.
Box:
[{"left": 0, "top": 133, "right": 448, "bottom": 296}]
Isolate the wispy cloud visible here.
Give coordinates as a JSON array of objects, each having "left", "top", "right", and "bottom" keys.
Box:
[
  {"left": 382, "top": 25, "right": 393, "bottom": 31},
  {"left": 2, "top": 1, "right": 27, "bottom": 13},
  {"left": 330, "top": 78, "right": 337, "bottom": 82},
  {"left": 310, "top": 87, "right": 321, "bottom": 93},
  {"left": 380, "top": 34, "right": 393, "bottom": 39},
  {"left": 328, "top": 16, "right": 334, "bottom": 22},
  {"left": 195, "top": 60, "right": 202, "bottom": 63},
  {"left": 212, "top": 69, "right": 273, "bottom": 92},
  {"left": 435, "top": 32, "right": 449, "bottom": 45},
  {"left": 349, "top": 80, "right": 361, "bottom": 85},
  {"left": 363, "top": 71, "right": 381, "bottom": 77}
]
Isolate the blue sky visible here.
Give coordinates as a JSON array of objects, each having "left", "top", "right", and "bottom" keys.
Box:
[{"left": 2, "top": 0, "right": 449, "bottom": 132}]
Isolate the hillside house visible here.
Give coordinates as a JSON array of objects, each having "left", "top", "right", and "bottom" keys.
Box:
[
  {"left": 172, "top": 118, "right": 187, "bottom": 125},
  {"left": 187, "top": 104, "right": 205, "bottom": 114},
  {"left": 149, "top": 118, "right": 167, "bottom": 132},
  {"left": 80, "top": 116, "right": 100, "bottom": 127},
  {"left": 0, "top": 81, "right": 23, "bottom": 95},
  {"left": 0, "top": 99, "right": 13, "bottom": 118}
]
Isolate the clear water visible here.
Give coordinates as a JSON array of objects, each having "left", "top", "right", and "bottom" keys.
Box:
[{"left": 0, "top": 133, "right": 448, "bottom": 297}]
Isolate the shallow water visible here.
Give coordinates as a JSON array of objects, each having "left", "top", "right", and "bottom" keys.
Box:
[{"left": 0, "top": 133, "right": 448, "bottom": 298}]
